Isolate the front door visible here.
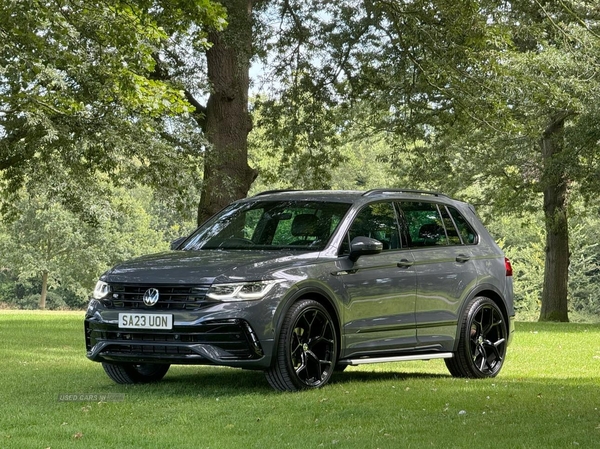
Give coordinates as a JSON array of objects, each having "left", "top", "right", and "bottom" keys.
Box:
[{"left": 338, "top": 201, "right": 417, "bottom": 357}]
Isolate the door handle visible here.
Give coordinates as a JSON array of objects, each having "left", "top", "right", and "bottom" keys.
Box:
[
  {"left": 456, "top": 254, "right": 470, "bottom": 263},
  {"left": 397, "top": 259, "right": 414, "bottom": 268}
]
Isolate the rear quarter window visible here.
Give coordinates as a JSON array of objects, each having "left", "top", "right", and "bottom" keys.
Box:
[{"left": 447, "top": 206, "right": 478, "bottom": 244}]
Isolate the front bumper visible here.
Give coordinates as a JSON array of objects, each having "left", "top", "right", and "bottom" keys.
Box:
[
  {"left": 84, "top": 280, "right": 290, "bottom": 369},
  {"left": 85, "top": 317, "right": 273, "bottom": 368}
]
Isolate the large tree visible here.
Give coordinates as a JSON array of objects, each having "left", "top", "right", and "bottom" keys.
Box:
[
  {"left": 196, "top": 0, "right": 258, "bottom": 223},
  {"left": 1, "top": 0, "right": 506, "bottom": 220},
  {"left": 365, "top": 1, "right": 600, "bottom": 321}
]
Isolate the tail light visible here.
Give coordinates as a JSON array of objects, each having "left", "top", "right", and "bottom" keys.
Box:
[{"left": 505, "top": 257, "right": 513, "bottom": 277}]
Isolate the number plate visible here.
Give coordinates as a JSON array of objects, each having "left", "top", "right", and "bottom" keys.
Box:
[{"left": 118, "top": 313, "right": 173, "bottom": 330}]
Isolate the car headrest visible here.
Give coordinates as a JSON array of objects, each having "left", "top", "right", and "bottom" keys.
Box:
[{"left": 291, "top": 214, "right": 318, "bottom": 237}]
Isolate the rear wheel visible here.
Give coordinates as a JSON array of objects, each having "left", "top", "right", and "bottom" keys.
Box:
[
  {"left": 445, "top": 297, "right": 507, "bottom": 378},
  {"left": 102, "top": 362, "right": 170, "bottom": 384},
  {"left": 265, "top": 299, "right": 337, "bottom": 391}
]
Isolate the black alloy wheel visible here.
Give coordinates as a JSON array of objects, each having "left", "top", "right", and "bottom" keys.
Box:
[
  {"left": 446, "top": 297, "right": 507, "bottom": 378},
  {"left": 265, "top": 299, "right": 337, "bottom": 391}
]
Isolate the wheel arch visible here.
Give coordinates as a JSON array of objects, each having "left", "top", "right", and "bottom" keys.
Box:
[
  {"left": 452, "top": 284, "right": 510, "bottom": 352},
  {"left": 271, "top": 286, "right": 342, "bottom": 366}
]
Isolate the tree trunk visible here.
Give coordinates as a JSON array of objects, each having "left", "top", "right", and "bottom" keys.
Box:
[
  {"left": 39, "top": 270, "right": 49, "bottom": 310},
  {"left": 539, "top": 113, "right": 570, "bottom": 322},
  {"left": 197, "top": 0, "right": 258, "bottom": 225}
]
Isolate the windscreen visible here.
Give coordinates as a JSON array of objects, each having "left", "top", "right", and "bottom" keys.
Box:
[{"left": 180, "top": 200, "right": 351, "bottom": 251}]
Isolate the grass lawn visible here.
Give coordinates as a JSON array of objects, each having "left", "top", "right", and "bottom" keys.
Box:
[{"left": 0, "top": 310, "right": 599, "bottom": 448}]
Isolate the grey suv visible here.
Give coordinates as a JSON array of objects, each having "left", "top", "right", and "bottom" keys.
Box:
[{"left": 85, "top": 189, "right": 514, "bottom": 391}]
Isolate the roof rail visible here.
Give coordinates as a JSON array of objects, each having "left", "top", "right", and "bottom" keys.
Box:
[
  {"left": 253, "top": 189, "right": 299, "bottom": 197},
  {"left": 362, "top": 189, "right": 448, "bottom": 198}
]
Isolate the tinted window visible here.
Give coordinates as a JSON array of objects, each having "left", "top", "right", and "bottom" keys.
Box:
[
  {"left": 439, "top": 206, "right": 462, "bottom": 245},
  {"left": 397, "top": 201, "right": 448, "bottom": 247},
  {"left": 448, "top": 206, "right": 478, "bottom": 244},
  {"left": 342, "top": 202, "right": 400, "bottom": 253},
  {"left": 181, "top": 201, "right": 351, "bottom": 251}
]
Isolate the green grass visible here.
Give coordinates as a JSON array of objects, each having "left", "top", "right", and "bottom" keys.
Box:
[{"left": 1, "top": 311, "right": 599, "bottom": 448}]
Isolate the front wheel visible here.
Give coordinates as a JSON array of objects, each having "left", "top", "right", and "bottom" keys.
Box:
[
  {"left": 445, "top": 297, "right": 507, "bottom": 378},
  {"left": 102, "top": 362, "right": 170, "bottom": 384},
  {"left": 265, "top": 299, "right": 337, "bottom": 391}
]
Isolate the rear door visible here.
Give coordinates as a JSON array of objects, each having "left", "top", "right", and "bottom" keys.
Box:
[{"left": 397, "top": 201, "right": 479, "bottom": 352}]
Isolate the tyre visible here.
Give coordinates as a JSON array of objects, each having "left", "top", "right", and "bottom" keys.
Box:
[
  {"left": 445, "top": 297, "right": 507, "bottom": 378},
  {"left": 102, "top": 362, "right": 170, "bottom": 384},
  {"left": 265, "top": 299, "right": 337, "bottom": 391}
]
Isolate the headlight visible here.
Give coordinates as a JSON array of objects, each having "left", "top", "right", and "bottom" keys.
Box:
[
  {"left": 93, "top": 280, "right": 111, "bottom": 299},
  {"left": 207, "top": 280, "right": 281, "bottom": 301}
]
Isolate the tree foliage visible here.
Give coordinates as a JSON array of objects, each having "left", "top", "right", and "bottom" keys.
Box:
[
  {"left": 0, "top": 183, "right": 191, "bottom": 309},
  {"left": 336, "top": 0, "right": 600, "bottom": 322},
  {"left": 2, "top": 0, "right": 600, "bottom": 319},
  {"left": 0, "top": 0, "right": 224, "bottom": 215},
  {"left": 251, "top": 0, "right": 600, "bottom": 321}
]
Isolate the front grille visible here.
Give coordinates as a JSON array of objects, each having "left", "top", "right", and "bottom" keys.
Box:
[
  {"left": 86, "top": 319, "right": 263, "bottom": 360},
  {"left": 108, "top": 284, "right": 211, "bottom": 310}
]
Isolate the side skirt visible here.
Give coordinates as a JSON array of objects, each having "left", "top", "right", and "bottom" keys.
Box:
[{"left": 339, "top": 352, "right": 453, "bottom": 366}]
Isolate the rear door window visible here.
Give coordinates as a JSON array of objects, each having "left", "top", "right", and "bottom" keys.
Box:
[
  {"left": 439, "top": 206, "right": 462, "bottom": 245},
  {"left": 397, "top": 201, "right": 448, "bottom": 247}
]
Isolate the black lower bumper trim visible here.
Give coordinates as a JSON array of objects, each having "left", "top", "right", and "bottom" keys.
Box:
[{"left": 85, "top": 318, "right": 264, "bottom": 365}]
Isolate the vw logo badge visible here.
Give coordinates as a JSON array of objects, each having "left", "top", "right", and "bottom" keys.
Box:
[{"left": 143, "top": 288, "right": 160, "bottom": 306}]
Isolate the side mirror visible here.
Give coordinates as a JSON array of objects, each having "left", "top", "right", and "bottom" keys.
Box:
[
  {"left": 349, "top": 236, "right": 383, "bottom": 262},
  {"left": 170, "top": 236, "right": 187, "bottom": 250}
]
